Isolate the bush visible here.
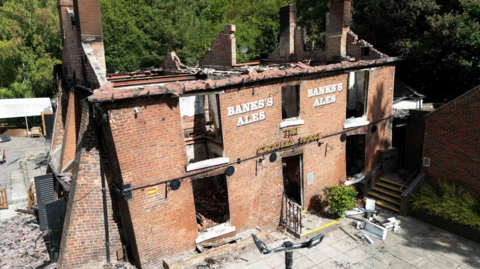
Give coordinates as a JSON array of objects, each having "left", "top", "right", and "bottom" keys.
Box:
[
  {"left": 323, "top": 185, "right": 357, "bottom": 218},
  {"left": 410, "top": 181, "right": 480, "bottom": 232}
]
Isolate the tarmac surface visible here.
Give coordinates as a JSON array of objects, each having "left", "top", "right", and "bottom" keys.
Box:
[{"left": 192, "top": 212, "right": 480, "bottom": 269}]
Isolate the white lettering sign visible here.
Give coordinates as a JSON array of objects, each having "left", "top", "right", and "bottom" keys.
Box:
[
  {"left": 307, "top": 83, "right": 342, "bottom": 107},
  {"left": 227, "top": 98, "right": 273, "bottom": 126}
]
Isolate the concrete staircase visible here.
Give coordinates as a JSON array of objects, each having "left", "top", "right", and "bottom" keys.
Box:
[{"left": 365, "top": 177, "right": 407, "bottom": 213}]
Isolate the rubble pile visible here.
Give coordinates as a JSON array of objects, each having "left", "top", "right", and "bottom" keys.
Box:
[
  {"left": 0, "top": 214, "right": 56, "bottom": 269},
  {"left": 194, "top": 185, "right": 229, "bottom": 231},
  {"left": 104, "top": 261, "right": 137, "bottom": 269}
]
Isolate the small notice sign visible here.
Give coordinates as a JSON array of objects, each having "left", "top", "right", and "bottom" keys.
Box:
[{"left": 146, "top": 188, "right": 157, "bottom": 196}]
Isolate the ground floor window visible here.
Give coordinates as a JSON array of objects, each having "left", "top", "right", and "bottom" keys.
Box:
[{"left": 193, "top": 174, "right": 230, "bottom": 231}]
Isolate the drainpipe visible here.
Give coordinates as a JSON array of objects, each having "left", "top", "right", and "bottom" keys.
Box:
[{"left": 96, "top": 107, "right": 110, "bottom": 265}]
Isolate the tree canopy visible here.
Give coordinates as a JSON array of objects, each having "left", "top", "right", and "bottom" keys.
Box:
[
  {"left": 0, "top": 0, "right": 61, "bottom": 98},
  {"left": 352, "top": 0, "right": 480, "bottom": 102},
  {"left": 0, "top": 0, "right": 479, "bottom": 102}
]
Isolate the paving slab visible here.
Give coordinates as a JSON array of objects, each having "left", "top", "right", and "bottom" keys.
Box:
[
  {"left": 188, "top": 211, "right": 480, "bottom": 269},
  {"left": 292, "top": 256, "right": 316, "bottom": 269}
]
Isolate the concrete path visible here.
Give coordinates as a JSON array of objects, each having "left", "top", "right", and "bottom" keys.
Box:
[{"left": 205, "top": 213, "right": 480, "bottom": 269}]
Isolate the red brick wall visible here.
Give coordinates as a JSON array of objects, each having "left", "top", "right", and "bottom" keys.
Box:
[
  {"left": 52, "top": 83, "right": 66, "bottom": 151},
  {"left": 200, "top": 25, "right": 236, "bottom": 68},
  {"left": 422, "top": 88, "right": 480, "bottom": 199},
  {"left": 99, "top": 65, "right": 394, "bottom": 267},
  {"left": 61, "top": 3, "right": 102, "bottom": 90},
  {"left": 58, "top": 100, "right": 122, "bottom": 268},
  {"left": 73, "top": 0, "right": 103, "bottom": 39},
  {"left": 105, "top": 96, "right": 198, "bottom": 268},
  {"left": 60, "top": 89, "right": 77, "bottom": 168}
]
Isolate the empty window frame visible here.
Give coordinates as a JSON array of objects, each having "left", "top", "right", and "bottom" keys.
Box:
[
  {"left": 180, "top": 94, "right": 225, "bottom": 165},
  {"left": 347, "top": 71, "right": 369, "bottom": 119},
  {"left": 192, "top": 175, "right": 230, "bottom": 231},
  {"left": 346, "top": 134, "right": 366, "bottom": 177},
  {"left": 282, "top": 85, "right": 300, "bottom": 120}
]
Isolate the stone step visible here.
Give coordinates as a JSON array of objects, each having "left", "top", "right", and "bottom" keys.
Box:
[
  {"left": 379, "top": 177, "right": 408, "bottom": 188},
  {"left": 376, "top": 183, "right": 403, "bottom": 193},
  {"left": 367, "top": 192, "right": 401, "bottom": 206},
  {"left": 371, "top": 187, "right": 401, "bottom": 199},
  {"left": 364, "top": 197, "right": 400, "bottom": 213}
]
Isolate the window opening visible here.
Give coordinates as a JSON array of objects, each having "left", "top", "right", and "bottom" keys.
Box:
[
  {"left": 180, "top": 94, "right": 225, "bottom": 166},
  {"left": 345, "top": 71, "right": 369, "bottom": 128},
  {"left": 346, "top": 134, "right": 366, "bottom": 178},
  {"left": 282, "top": 155, "right": 303, "bottom": 206},
  {"left": 361, "top": 47, "right": 370, "bottom": 56},
  {"left": 193, "top": 175, "right": 230, "bottom": 231},
  {"left": 282, "top": 85, "right": 300, "bottom": 120}
]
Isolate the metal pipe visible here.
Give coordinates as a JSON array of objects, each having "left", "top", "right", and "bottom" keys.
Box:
[
  {"left": 121, "top": 116, "right": 393, "bottom": 193},
  {"left": 97, "top": 125, "right": 111, "bottom": 264}
]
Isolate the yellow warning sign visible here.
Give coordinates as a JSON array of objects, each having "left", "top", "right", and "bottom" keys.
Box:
[{"left": 146, "top": 188, "right": 157, "bottom": 196}]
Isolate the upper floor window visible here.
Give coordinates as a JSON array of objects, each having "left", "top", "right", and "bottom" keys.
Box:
[
  {"left": 345, "top": 71, "right": 370, "bottom": 128},
  {"left": 280, "top": 85, "right": 304, "bottom": 128},
  {"left": 282, "top": 85, "right": 300, "bottom": 120}
]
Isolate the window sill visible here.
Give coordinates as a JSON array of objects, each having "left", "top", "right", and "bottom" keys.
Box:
[
  {"left": 195, "top": 223, "right": 236, "bottom": 244},
  {"left": 344, "top": 117, "right": 369, "bottom": 129},
  {"left": 279, "top": 119, "right": 304, "bottom": 128},
  {"left": 186, "top": 157, "right": 229, "bottom": 172}
]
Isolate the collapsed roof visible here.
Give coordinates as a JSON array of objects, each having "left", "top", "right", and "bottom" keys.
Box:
[{"left": 59, "top": 0, "right": 399, "bottom": 103}]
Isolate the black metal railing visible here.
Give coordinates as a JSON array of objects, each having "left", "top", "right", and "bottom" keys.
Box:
[{"left": 282, "top": 193, "right": 302, "bottom": 235}]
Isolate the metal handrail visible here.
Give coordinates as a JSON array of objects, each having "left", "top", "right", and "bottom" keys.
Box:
[{"left": 400, "top": 166, "right": 420, "bottom": 190}]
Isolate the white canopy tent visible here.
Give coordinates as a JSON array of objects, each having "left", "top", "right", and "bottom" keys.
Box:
[{"left": 0, "top": 98, "right": 53, "bottom": 137}]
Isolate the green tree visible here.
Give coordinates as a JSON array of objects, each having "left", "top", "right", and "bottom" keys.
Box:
[
  {"left": 352, "top": 0, "right": 480, "bottom": 102},
  {"left": 0, "top": 0, "right": 61, "bottom": 98}
]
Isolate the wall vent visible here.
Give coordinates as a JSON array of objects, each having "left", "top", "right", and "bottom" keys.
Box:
[{"left": 423, "top": 157, "right": 431, "bottom": 167}]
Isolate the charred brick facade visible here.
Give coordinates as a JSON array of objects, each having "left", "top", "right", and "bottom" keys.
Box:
[
  {"left": 51, "top": 0, "right": 399, "bottom": 268},
  {"left": 422, "top": 86, "right": 480, "bottom": 199}
]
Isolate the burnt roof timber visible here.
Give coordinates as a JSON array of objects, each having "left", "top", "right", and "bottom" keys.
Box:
[{"left": 88, "top": 57, "right": 402, "bottom": 103}]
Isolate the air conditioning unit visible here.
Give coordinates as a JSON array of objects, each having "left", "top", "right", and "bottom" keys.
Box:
[{"left": 423, "top": 157, "right": 431, "bottom": 167}]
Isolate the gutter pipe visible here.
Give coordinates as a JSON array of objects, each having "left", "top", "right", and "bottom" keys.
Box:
[{"left": 96, "top": 107, "right": 111, "bottom": 265}]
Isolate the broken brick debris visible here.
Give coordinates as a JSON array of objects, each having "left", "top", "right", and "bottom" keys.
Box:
[
  {"left": 194, "top": 185, "right": 229, "bottom": 231},
  {"left": 0, "top": 214, "right": 56, "bottom": 269}
]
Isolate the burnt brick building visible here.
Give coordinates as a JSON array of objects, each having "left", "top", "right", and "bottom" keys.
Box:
[
  {"left": 422, "top": 85, "right": 480, "bottom": 199},
  {"left": 49, "top": 0, "right": 400, "bottom": 268}
]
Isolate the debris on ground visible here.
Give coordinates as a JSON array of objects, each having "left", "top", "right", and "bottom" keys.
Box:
[
  {"left": 344, "top": 207, "right": 365, "bottom": 216},
  {"left": 194, "top": 185, "right": 229, "bottom": 231},
  {"left": 103, "top": 261, "right": 137, "bottom": 269},
  {"left": 0, "top": 214, "right": 56, "bottom": 269}
]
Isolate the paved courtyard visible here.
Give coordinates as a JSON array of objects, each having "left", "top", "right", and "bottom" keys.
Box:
[
  {"left": 201, "top": 212, "right": 480, "bottom": 269},
  {"left": 0, "top": 137, "right": 50, "bottom": 222}
]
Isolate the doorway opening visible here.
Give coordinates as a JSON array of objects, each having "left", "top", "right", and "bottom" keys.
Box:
[
  {"left": 346, "top": 134, "right": 366, "bottom": 179},
  {"left": 192, "top": 174, "right": 230, "bottom": 232},
  {"left": 282, "top": 155, "right": 303, "bottom": 206}
]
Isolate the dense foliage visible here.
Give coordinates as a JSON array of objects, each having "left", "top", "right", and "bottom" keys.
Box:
[
  {"left": 410, "top": 181, "right": 480, "bottom": 232},
  {"left": 100, "top": 0, "right": 288, "bottom": 72},
  {"left": 352, "top": 0, "right": 480, "bottom": 102},
  {"left": 0, "top": 0, "right": 61, "bottom": 99},
  {"left": 323, "top": 185, "right": 357, "bottom": 218},
  {"left": 1, "top": 0, "right": 479, "bottom": 102}
]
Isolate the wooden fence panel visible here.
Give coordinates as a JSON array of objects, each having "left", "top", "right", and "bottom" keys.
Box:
[{"left": 0, "top": 188, "right": 8, "bottom": 209}]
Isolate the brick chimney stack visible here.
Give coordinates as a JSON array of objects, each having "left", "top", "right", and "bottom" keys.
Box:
[
  {"left": 326, "top": 0, "right": 352, "bottom": 60},
  {"left": 57, "top": 0, "right": 73, "bottom": 41},
  {"left": 279, "top": 3, "right": 297, "bottom": 59},
  {"left": 73, "top": 0, "right": 103, "bottom": 42}
]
